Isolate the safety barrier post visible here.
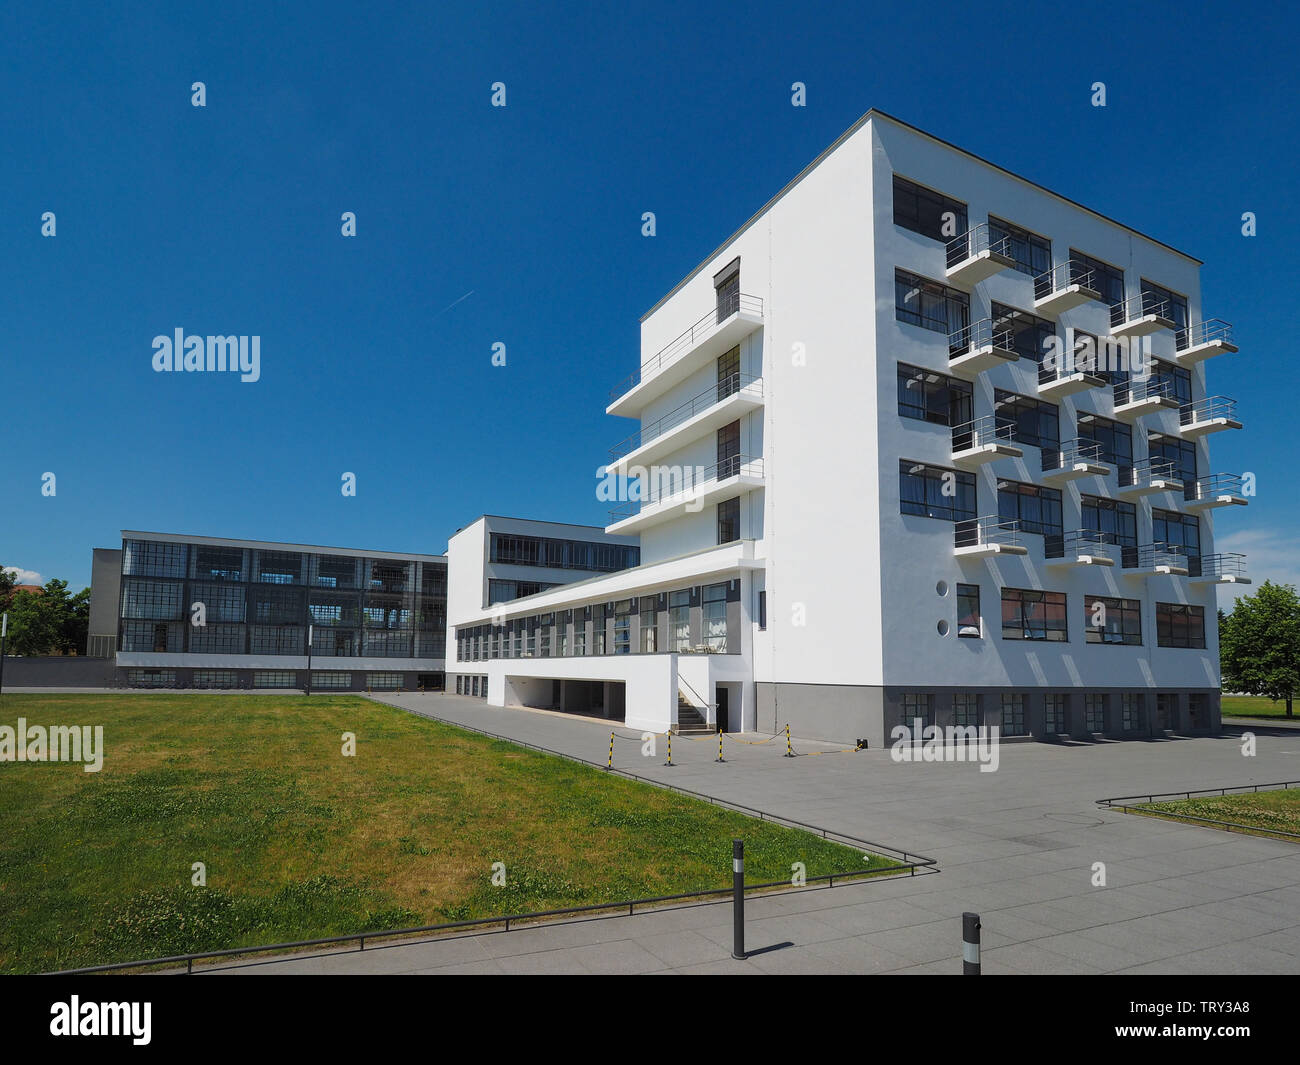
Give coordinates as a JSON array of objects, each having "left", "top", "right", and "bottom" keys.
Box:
[
  {"left": 962, "top": 911, "right": 981, "bottom": 975},
  {"left": 606, "top": 730, "right": 615, "bottom": 770},
  {"left": 784, "top": 722, "right": 793, "bottom": 758},
  {"left": 664, "top": 730, "right": 673, "bottom": 767},
  {"left": 716, "top": 728, "right": 725, "bottom": 763},
  {"left": 731, "top": 839, "right": 745, "bottom": 959}
]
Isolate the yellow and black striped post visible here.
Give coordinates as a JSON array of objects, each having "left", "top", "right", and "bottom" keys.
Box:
[
  {"left": 784, "top": 722, "right": 794, "bottom": 758},
  {"left": 663, "top": 730, "right": 673, "bottom": 767},
  {"left": 716, "top": 727, "right": 724, "bottom": 763},
  {"left": 606, "top": 730, "right": 615, "bottom": 770}
]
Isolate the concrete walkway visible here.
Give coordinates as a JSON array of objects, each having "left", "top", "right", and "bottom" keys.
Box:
[{"left": 206, "top": 693, "right": 1300, "bottom": 975}]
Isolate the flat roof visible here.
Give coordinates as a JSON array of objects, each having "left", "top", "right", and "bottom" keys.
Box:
[
  {"left": 641, "top": 108, "right": 1201, "bottom": 321},
  {"left": 120, "top": 530, "right": 446, "bottom": 563},
  {"left": 455, "top": 514, "right": 639, "bottom": 540}
]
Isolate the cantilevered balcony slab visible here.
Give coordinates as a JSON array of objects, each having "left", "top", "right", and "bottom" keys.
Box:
[
  {"left": 1037, "top": 367, "right": 1107, "bottom": 399},
  {"left": 1044, "top": 533, "right": 1115, "bottom": 569},
  {"left": 1110, "top": 293, "right": 1175, "bottom": 338},
  {"left": 945, "top": 224, "right": 1015, "bottom": 284},
  {"left": 1040, "top": 439, "right": 1110, "bottom": 485},
  {"left": 1176, "top": 320, "right": 1237, "bottom": 366},
  {"left": 1179, "top": 396, "right": 1242, "bottom": 439},
  {"left": 607, "top": 377, "right": 763, "bottom": 477},
  {"left": 1184, "top": 474, "right": 1249, "bottom": 512},
  {"left": 1116, "top": 459, "right": 1183, "bottom": 499},
  {"left": 951, "top": 416, "right": 1022, "bottom": 469},
  {"left": 607, "top": 296, "right": 764, "bottom": 419},
  {"left": 947, "top": 319, "right": 1019, "bottom": 380},
  {"left": 1032, "top": 261, "right": 1103, "bottom": 315},
  {"left": 1112, "top": 384, "right": 1180, "bottom": 424},
  {"left": 606, "top": 457, "right": 764, "bottom": 536},
  {"left": 953, "top": 516, "right": 1028, "bottom": 559},
  {"left": 1190, "top": 553, "right": 1251, "bottom": 586},
  {"left": 1124, "top": 545, "right": 1190, "bottom": 578}
]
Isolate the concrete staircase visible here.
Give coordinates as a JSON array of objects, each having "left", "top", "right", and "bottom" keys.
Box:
[{"left": 676, "top": 693, "right": 711, "bottom": 733}]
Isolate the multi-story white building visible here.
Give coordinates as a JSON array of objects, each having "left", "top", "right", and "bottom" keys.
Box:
[{"left": 447, "top": 109, "right": 1247, "bottom": 745}]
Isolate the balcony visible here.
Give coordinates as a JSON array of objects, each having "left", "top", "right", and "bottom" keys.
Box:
[
  {"left": 1176, "top": 319, "right": 1237, "bottom": 365},
  {"left": 1112, "top": 377, "right": 1181, "bottom": 423},
  {"left": 953, "top": 516, "right": 1028, "bottom": 559},
  {"left": 1184, "top": 473, "right": 1250, "bottom": 512},
  {"left": 607, "top": 374, "right": 763, "bottom": 476},
  {"left": 1110, "top": 291, "right": 1175, "bottom": 338},
  {"left": 945, "top": 223, "right": 1015, "bottom": 284},
  {"left": 947, "top": 318, "right": 1019, "bottom": 379},
  {"left": 1033, "top": 260, "right": 1103, "bottom": 315},
  {"left": 1117, "top": 458, "right": 1183, "bottom": 498},
  {"left": 607, "top": 293, "right": 764, "bottom": 418},
  {"left": 1190, "top": 553, "right": 1251, "bottom": 586},
  {"left": 1179, "top": 395, "right": 1241, "bottom": 439},
  {"left": 1044, "top": 531, "right": 1117, "bottom": 569},
  {"left": 1041, "top": 438, "right": 1110, "bottom": 484},
  {"left": 951, "top": 415, "right": 1023, "bottom": 469},
  {"left": 606, "top": 455, "right": 764, "bottom": 535},
  {"left": 1125, "top": 543, "right": 1191, "bottom": 578}
]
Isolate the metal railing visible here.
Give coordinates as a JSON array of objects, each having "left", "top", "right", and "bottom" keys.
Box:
[
  {"left": 1119, "top": 456, "right": 1180, "bottom": 489},
  {"left": 947, "top": 317, "right": 1013, "bottom": 358},
  {"left": 1180, "top": 395, "right": 1238, "bottom": 426},
  {"left": 1113, "top": 375, "right": 1174, "bottom": 407},
  {"left": 608, "top": 456, "right": 763, "bottom": 522},
  {"left": 1185, "top": 472, "right": 1246, "bottom": 503},
  {"left": 951, "top": 413, "right": 1017, "bottom": 453},
  {"left": 609, "top": 293, "right": 764, "bottom": 403},
  {"left": 1041, "top": 437, "right": 1106, "bottom": 472},
  {"left": 1110, "top": 289, "right": 1172, "bottom": 329},
  {"left": 1097, "top": 780, "right": 1300, "bottom": 841},
  {"left": 1197, "top": 552, "right": 1249, "bottom": 580},
  {"left": 608, "top": 374, "right": 762, "bottom": 461},
  {"left": 1033, "top": 259, "right": 1097, "bottom": 301},
  {"left": 1043, "top": 530, "right": 1116, "bottom": 560},
  {"left": 1177, "top": 318, "right": 1234, "bottom": 352},
  {"left": 1132, "top": 543, "right": 1195, "bottom": 572},
  {"left": 954, "top": 515, "right": 1023, "bottom": 551},
  {"left": 945, "top": 222, "right": 1014, "bottom": 269}
]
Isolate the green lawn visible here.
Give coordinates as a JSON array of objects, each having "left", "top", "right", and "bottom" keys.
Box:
[
  {"left": 0, "top": 693, "right": 890, "bottom": 973},
  {"left": 1136, "top": 788, "right": 1300, "bottom": 841},
  {"left": 1221, "top": 695, "right": 1298, "bottom": 720}
]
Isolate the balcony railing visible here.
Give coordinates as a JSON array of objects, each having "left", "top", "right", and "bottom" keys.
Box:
[
  {"left": 1131, "top": 543, "right": 1196, "bottom": 573},
  {"left": 1180, "top": 395, "right": 1238, "bottom": 427},
  {"left": 1176, "top": 318, "right": 1233, "bottom": 352},
  {"left": 608, "top": 373, "right": 761, "bottom": 462},
  {"left": 1113, "top": 375, "right": 1174, "bottom": 406},
  {"left": 1185, "top": 473, "right": 1246, "bottom": 503},
  {"left": 1197, "top": 553, "right": 1249, "bottom": 581},
  {"left": 1033, "top": 259, "right": 1098, "bottom": 302},
  {"left": 1110, "top": 290, "right": 1172, "bottom": 330},
  {"left": 1119, "top": 457, "right": 1180, "bottom": 490},
  {"left": 952, "top": 413, "right": 1017, "bottom": 453},
  {"left": 947, "top": 317, "right": 1012, "bottom": 358},
  {"left": 609, "top": 294, "right": 764, "bottom": 403},
  {"left": 1044, "top": 530, "right": 1117, "bottom": 560},
  {"left": 954, "top": 515, "right": 1023, "bottom": 551},
  {"left": 607, "top": 455, "right": 763, "bottom": 522},
  {"left": 1041, "top": 437, "right": 1106, "bottom": 473},
  {"left": 945, "top": 222, "right": 1014, "bottom": 269}
]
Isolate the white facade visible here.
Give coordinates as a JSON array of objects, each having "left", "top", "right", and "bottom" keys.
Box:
[{"left": 447, "top": 109, "right": 1243, "bottom": 743}]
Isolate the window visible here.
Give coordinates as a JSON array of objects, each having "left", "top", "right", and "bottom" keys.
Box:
[
  {"left": 640, "top": 601, "right": 658, "bottom": 653},
  {"left": 1152, "top": 509, "right": 1201, "bottom": 572},
  {"left": 1149, "top": 433, "right": 1198, "bottom": 494},
  {"left": 670, "top": 590, "right": 691, "bottom": 652},
  {"left": 193, "top": 670, "right": 238, "bottom": 689},
  {"left": 897, "top": 363, "right": 972, "bottom": 426},
  {"left": 1044, "top": 694, "right": 1069, "bottom": 734},
  {"left": 251, "top": 626, "right": 305, "bottom": 655},
  {"left": 256, "top": 551, "right": 303, "bottom": 585},
  {"left": 557, "top": 622, "right": 568, "bottom": 658},
  {"left": 1078, "top": 413, "right": 1132, "bottom": 472},
  {"left": 953, "top": 693, "right": 981, "bottom": 727},
  {"left": 899, "top": 461, "right": 976, "bottom": 523},
  {"left": 127, "top": 668, "right": 177, "bottom": 688},
  {"left": 1001, "top": 588, "right": 1068, "bottom": 642},
  {"left": 992, "top": 303, "right": 1056, "bottom": 363},
  {"left": 893, "top": 176, "right": 967, "bottom": 241},
  {"left": 1001, "top": 695, "right": 1026, "bottom": 736},
  {"left": 703, "top": 583, "right": 728, "bottom": 652},
  {"left": 366, "top": 672, "right": 403, "bottom": 691},
  {"left": 122, "top": 540, "right": 188, "bottom": 578},
  {"left": 1069, "top": 249, "right": 1125, "bottom": 306},
  {"left": 538, "top": 617, "right": 552, "bottom": 658},
  {"left": 1081, "top": 495, "right": 1138, "bottom": 559},
  {"left": 1084, "top": 596, "right": 1142, "bottom": 645},
  {"left": 717, "top": 421, "right": 740, "bottom": 479},
  {"left": 253, "top": 671, "right": 296, "bottom": 688},
  {"left": 1156, "top": 693, "right": 1177, "bottom": 730},
  {"left": 311, "top": 672, "right": 351, "bottom": 689},
  {"left": 489, "top": 534, "right": 639, "bottom": 573},
  {"left": 488, "top": 579, "right": 556, "bottom": 604},
  {"left": 988, "top": 216, "right": 1051, "bottom": 277},
  {"left": 315, "top": 555, "right": 359, "bottom": 589},
  {"left": 614, "top": 600, "right": 633, "bottom": 656},
  {"left": 593, "top": 608, "right": 607, "bottom": 655},
  {"left": 1121, "top": 693, "right": 1144, "bottom": 732},
  {"left": 193, "top": 545, "right": 244, "bottom": 582},
  {"left": 717, "top": 497, "right": 740, "bottom": 545},
  {"left": 715, "top": 259, "right": 740, "bottom": 322},
  {"left": 996, "top": 480, "right": 1063, "bottom": 538},
  {"left": 895, "top": 269, "right": 970, "bottom": 337},
  {"left": 757, "top": 590, "right": 767, "bottom": 631},
  {"left": 1084, "top": 694, "right": 1107, "bottom": 732},
  {"left": 573, "top": 619, "right": 587, "bottom": 657},
  {"left": 1141, "top": 279, "right": 1190, "bottom": 339},
  {"left": 902, "top": 693, "right": 935, "bottom": 728},
  {"left": 1157, "top": 603, "right": 1205, "bottom": 648},
  {"left": 718, "top": 346, "right": 740, "bottom": 400},
  {"left": 1144, "top": 358, "right": 1192, "bottom": 408},
  {"left": 957, "top": 584, "right": 981, "bottom": 638},
  {"left": 1188, "top": 693, "right": 1207, "bottom": 727},
  {"left": 191, "top": 585, "right": 246, "bottom": 625},
  {"left": 994, "top": 390, "right": 1059, "bottom": 450}
]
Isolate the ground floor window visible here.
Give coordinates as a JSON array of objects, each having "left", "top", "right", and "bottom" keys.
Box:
[
  {"left": 1001, "top": 694, "right": 1026, "bottom": 736},
  {"left": 952, "top": 693, "right": 981, "bottom": 727},
  {"left": 1121, "top": 693, "right": 1144, "bottom": 732},
  {"left": 1084, "top": 693, "right": 1106, "bottom": 732},
  {"left": 703, "top": 583, "right": 728, "bottom": 652},
  {"left": 192, "top": 670, "right": 237, "bottom": 689},
  {"left": 127, "top": 668, "right": 176, "bottom": 688},
  {"left": 311, "top": 672, "right": 351, "bottom": 689},
  {"left": 1156, "top": 692, "right": 1176, "bottom": 730},
  {"left": 640, "top": 604, "right": 657, "bottom": 653},
  {"left": 1188, "top": 693, "right": 1207, "bottom": 727},
  {"left": 366, "top": 672, "right": 403, "bottom": 691},
  {"left": 1044, "top": 694, "right": 1069, "bottom": 734},
  {"left": 253, "top": 671, "right": 296, "bottom": 688},
  {"left": 902, "top": 693, "right": 934, "bottom": 728}
]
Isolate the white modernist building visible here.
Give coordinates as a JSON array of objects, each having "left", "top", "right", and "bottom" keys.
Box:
[{"left": 448, "top": 109, "right": 1246, "bottom": 745}]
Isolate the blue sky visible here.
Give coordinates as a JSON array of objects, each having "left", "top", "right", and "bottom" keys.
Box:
[{"left": 1, "top": 0, "right": 1296, "bottom": 595}]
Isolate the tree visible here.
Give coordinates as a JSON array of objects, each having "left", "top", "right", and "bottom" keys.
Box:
[
  {"left": 0, "top": 568, "right": 16, "bottom": 615},
  {"left": 3, "top": 579, "right": 90, "bottom": 656},
  {"left": 1221, "top": 581, "right": 1300, "bottom": 717}
]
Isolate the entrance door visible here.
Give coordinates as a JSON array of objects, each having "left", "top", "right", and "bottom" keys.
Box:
[{"left": 716, "top": 685, "right": 730, "bottom": 733}]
